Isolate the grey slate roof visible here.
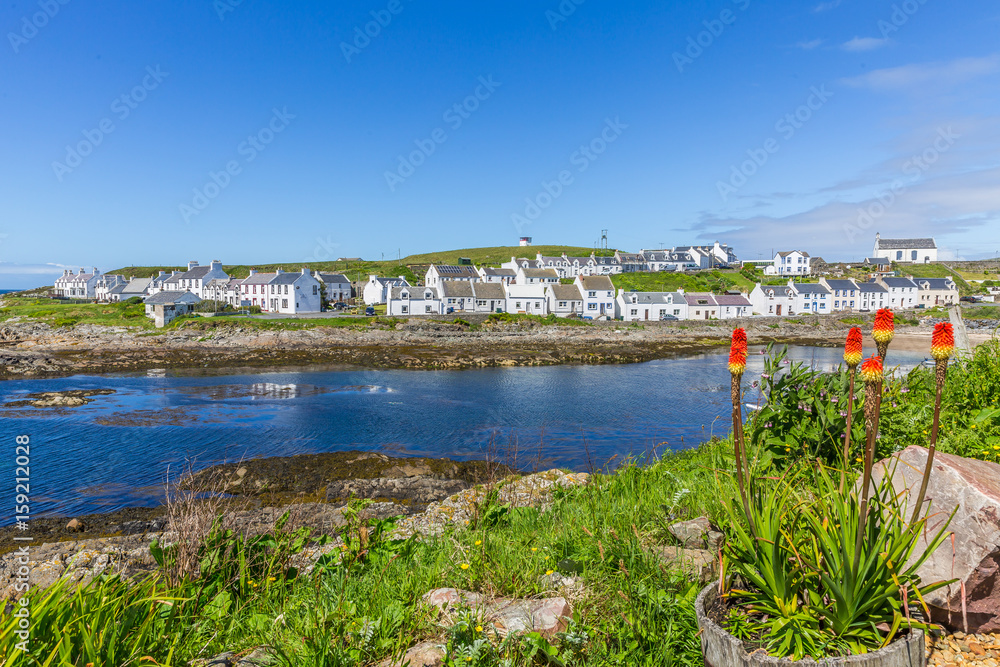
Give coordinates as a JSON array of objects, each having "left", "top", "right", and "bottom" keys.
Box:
[
  {"left": 271, "top": 272, "right": 308, "bottom": 285},
  {"left": 548, "top": 284, "right": 583, "bottom": 301},
  {"left": 315, "top": 273, "right": 350, "bottom": 284},
  {"left": 918, "top": 278, "right": 956, "bottom": 290},
  {"left": 144, "top": 291, "right": 199, "bottom": 305},
  {"left": 241, "top": 273, "right": 278, "bottom": 286},
  {"left": 715, "top": 294, "right": 752, "bottom": 306},
  {"left": 480, "top": 267, "right": 515, "bottom": 277},
  {"left": 857, "top": 282, "right": 887, "bottom": 293},
  {"left": 879, "top": 277, "right": 919, "bottom": 288},
  {"left": 439, "top": 281, "right": 475, "bottom": 298},
  {"left": 791, "top": 283, "right": 831, "bottom": 295},
  {"left": 778, "top": 250, "right": 810, "bottom": 258},
  {"left": 824, "top": 279, "right": 857, "bottom": 291},
  {"left": 579, "top": 276, "right": 614, "bottom": 290},
  {"left": 521, "top": 268, "right": 559, "bottom": 279},
  {"left": 620, "top": 291, "right": 682, "bottom": 305},
  {"left": 877, "top": 238, "right": 936, "bottom": 249},
  {"left": 432, "top": 265, "right": 479, "bottom": 278},
  {"left": 472, "top": 283, "right": 506, "bottom": 300},
  {"left": 176, "top": 266, "right": 212, "bottom": 281},
  {"left": 865, "top": 257, "right": 891, "bottom": 265},
  {"left": 391, "top": 286, "right": 437, "bottom": 299}
]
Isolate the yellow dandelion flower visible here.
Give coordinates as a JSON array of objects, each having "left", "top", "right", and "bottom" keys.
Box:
[
  {"left": 546, "top": 569, "right": 554, "bottom": 575},
  {"left": 268, "top": 576, "right": 276, "bottom": 582},
  {"left": 476, "top": 625, "right": 483, "bottom": 632},
  {"left": 531, "top": 547, "right": 538, "bottom": 552},
  {"left": 475, "top": 540, "right": 482, "bottom": 546},
  {"left": 460, "top": 563, "right": 470, "bottom": 570}
]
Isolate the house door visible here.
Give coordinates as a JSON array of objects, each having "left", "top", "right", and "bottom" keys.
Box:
[
  {"left": 776, "top": 305, "right": 782, "bottom": 316},
  {"left": 704, "top": 311, "right": 709, "bottom": 320},
  {"left": 644, "top": 310, "right": 649, "bottom": 321}
]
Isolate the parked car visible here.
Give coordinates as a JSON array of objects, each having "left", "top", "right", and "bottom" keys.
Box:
[
  {"left": 332, "top": 301, "right": 348, "bottom": 310},
  {"left": 659, "top": 314, "right": 679, "bottom": 321},
  {"left": 365, "top": 307, "right": 375, "bottom": 316}
]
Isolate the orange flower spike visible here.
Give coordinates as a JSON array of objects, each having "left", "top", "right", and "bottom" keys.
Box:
[
  {"left": 860, "top": 355, "right": 884, "bottom": 384},
  {"left": 872, "top": 308, "right": 895, "bottom": 346},
  {"left": 844, "top": 327, "right": 863, "bottom": 369},
  {"left": 728, "top": 328, "right": 748, "bottom": 376},
  {"left": 931, "top": 322, "right": 955, "bottom": 361}
]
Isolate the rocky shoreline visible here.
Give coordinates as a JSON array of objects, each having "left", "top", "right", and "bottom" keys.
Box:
[{"left": 0, "top": 313, "right": 899, "bottom": 378}]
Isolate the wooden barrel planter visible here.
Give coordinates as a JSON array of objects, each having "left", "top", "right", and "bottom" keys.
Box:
[{"left": 695, "top": 584, "right": 927, "bottom": 667}]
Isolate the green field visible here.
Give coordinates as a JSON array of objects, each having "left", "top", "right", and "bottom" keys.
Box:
[
  {"left": 611, "top": 270, "right": 755, "bottom": 294},
  {"left": 110, "top": 246, "right": 615, "bottom": 283}
]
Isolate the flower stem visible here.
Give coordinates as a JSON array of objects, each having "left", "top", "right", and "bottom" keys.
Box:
[
  {"left": 731, "top": 374, "right": 755, "bottom": 537},
  {"left": 841, "top": 369, "right": 857, "bottom": 492},
  {"left": 909, "top": 359, "right": 947, "bottom": 524}
]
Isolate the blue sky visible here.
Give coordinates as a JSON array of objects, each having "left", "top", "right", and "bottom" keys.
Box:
[{"left": 3, "top": 0, "right": 1000, "bottom": 287}]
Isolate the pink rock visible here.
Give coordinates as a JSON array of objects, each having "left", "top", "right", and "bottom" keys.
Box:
[
  {"left": 485, "top": 597, "right": 571, "bottom": 639},
  {"left": 874, "top": 446, "right": 1000, "bottom": 632},
  {"left": 421, "top": 588, "right": 485, "bottom": 612}
]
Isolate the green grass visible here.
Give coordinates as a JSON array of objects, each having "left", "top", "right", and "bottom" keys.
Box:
[
  {"left": 900, "top": 263, "right": 975, "bottom": 295},
  {"left": 611, "top": 270, "right": 753, "bottom": 294},
  {"left": 0, "top": 297, "right": 152, "bottom": 329},
  {"left": 0, "top": 442, "right": 730, "bottom": 666}
]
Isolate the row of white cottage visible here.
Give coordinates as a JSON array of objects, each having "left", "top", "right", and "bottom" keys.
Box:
[
  {"left": 54, "top": 261, "right": 354, "bottom": 318},
  {"left": 748, "top": 276, "right": 959, "bottom": 316}
]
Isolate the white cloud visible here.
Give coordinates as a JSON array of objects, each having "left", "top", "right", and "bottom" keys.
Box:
[
  {"left": 841, "top": 36, "right": 890, "bottom": 52},
  {"left": 842, "top": 55, "right": 1000, "bottom": 92},
  {"left": 796, "top": 39, "right": 824, "bottom": 50},
  {"left": 0, "top": 262, "right": 71, "bottom": 275}
]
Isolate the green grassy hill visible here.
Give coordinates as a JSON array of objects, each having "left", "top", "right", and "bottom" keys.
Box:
[
  {"left": 111, "top": 246, "right": 615, "bottom": 283},
  {"left": 897, "top": 263, "right": 974, "bottom": 295}
]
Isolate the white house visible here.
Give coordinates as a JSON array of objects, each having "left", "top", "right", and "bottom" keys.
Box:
[
  {"left": 534, "top": 254, "right": 572, "bottom": 278},
  {"left": 875, "top": 276, "right": 920, "bottom": 310},
  {"left": 55, "top": 268, "right": 103, "bottom": 299},
  {"left": 685, "top": 292, "right": 721, "bottom": 320},
  {"left": 615, "top": 290, "right": 688, "bottom": 321},
  {"left": 591, "top": 255, "right": 622, "bottom": 275},
  {"left": 505, "top": 284, "right": 549, "bottom": 315},
  {"left": 575, "top": 275, "right": 615, "bottom": 318},
  {"left": 314, "top": 272, "right": 352, "bottom": 303},
  {"left": 472, "top": 282, "right": 506, "bottom": 313},
  {"left": 94, "top": 274, "right": 127, "bottom": 302},
  {"left": 516, "top": 267, "right": 560, "bottom": 285},
  {"left": 749, "top": 284, "right": 795, "bottom": 317},
  {"left": 788, "top": 282, "right": 831, "bottom": 315},
  {"left": 143, "top": 291, "right": 200, "bottom": 328},
  {"left": 714, "top": 294, "right": 753, "bottom": 319},
  {"left": 147, "top": 271, "right": 181, "bottom": 296},
  {"left": 425, "top": 265, "right": 479, "bottom": 288},
  {"left": 363, "top": 275, "right": 409, "bottom": 305},
  {"left": 873, "top": 234, "right": 937, "bottom": 264},
  {"left": 546, "top": 284, "right": 585, "bottom": 317},
  {"left": 386, "top": 285, "right": 440, "bottom": 316},
  {"left": 615, "top": 251, "right": 646, "bottom": 273},
  {"left": 478, "top": 267, "right": 516, "bottom": 285},
  {"left": 239, "top": 270, "right": 278, "bottom": 309},
  {"left": 265, "top": 268, "right": 322, "bottom": 314},
  {"left": 764, "top": 251, "right": 811, "bottom": 276},
  {"left": 501, "top": 257, "right": 536, "bottom": 274},
  {"left": 163, "top": 260, "right": 229, "bottom": 300},
  {"left": 856, "top": 281, "right": 888, "bottom": 312},
  {"left": 820, "top": 278, "right": 861, "bottom": 312},
  {"left": 917, "top": 278, "right": 959, "bottom": 307},
  {"left": 440, "top": 280, "right": 476, "bottom": 313},
  {"left": 204, "top": 277, "right": 242, "bottom": 308}
]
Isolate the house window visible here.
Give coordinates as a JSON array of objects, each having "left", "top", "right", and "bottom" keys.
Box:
[
  {"left": 588, "top": 291, "right": 596, "bottom": 297},
  {"left": 282, "top": 299, "right": 288, "bottom": 308},
  {"left": 401, "top": 306, "right": 408, "bottom": 314},
  {"left": 313, "top": 286, "right": 318, "bottom": 295},
  {"left": 515, "top": 302, "right": 521, "bottom": 309},
  {"left": 559, "top": 301, "right": 567, "bottom": 307},
  {"left": 425, "top": 305, "right": 433, "bottom": 313},
  {"left": 630, "top": 309, "right": 637, "bottom": 316},
  {"left": 588, "top": 303, "right": 597, "bottom": 310}
]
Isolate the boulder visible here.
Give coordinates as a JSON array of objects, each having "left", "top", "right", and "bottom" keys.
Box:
[
  {"left": 874, "top": 446, "right": 1000, "bottom": 632},
  {"left": 421, "top": 588, "right": 485, "bottom": 612},
  {"left": 378, "top": 642, "right": 446, "bottom": 667},
  {"left": 66, "top": 518, "right": 85, "bottom": 532},
  {"left": 485, "top": 597, "right": 571, "bottom": 639},
  {"left": 668, "top": 517, "right": 712, "bottom": 548},
  {"left": 653, "top": 546, "right": 717, "bottom": 584}
]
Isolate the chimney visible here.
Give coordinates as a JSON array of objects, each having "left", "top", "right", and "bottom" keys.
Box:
[
  {"left": 79, "top": 268, "right": 85, "bottom": 274},
  {"left": 301, "top": 267, "right": 308, "bottom": 274},
  {"left": 275, "top": 268, "right": 283, "bottom": 275},
  {"left": 249, "top": 269, "right": 257, "bottom": 276},
  {"left": 188, "top": 260, "right": 199, "bottom": 270},
  {"left": 94, "top": 267, "right": 101, "bottom": 275},
  {"left": 210, "top": 260, "right": 222, "bottom": 269},
  {"left": 158, "top": 271, "right": 166, "bottom": 277}
]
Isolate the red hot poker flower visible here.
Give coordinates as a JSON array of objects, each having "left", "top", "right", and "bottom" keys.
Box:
[
  {"left": 844, "top": 327, "right": 863, "bottom": 368},
  {"left": 931, "top": 322, "right": 955, "bottom": 361},
  {"left": 872, "top": 308, "right": 895, "bottom": 345},
  {"left": 860, "top": 355, "right": 884, "bottom": 384},
  {"left": 729, "top": 328, "right": 748, "bottom": 376}
]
